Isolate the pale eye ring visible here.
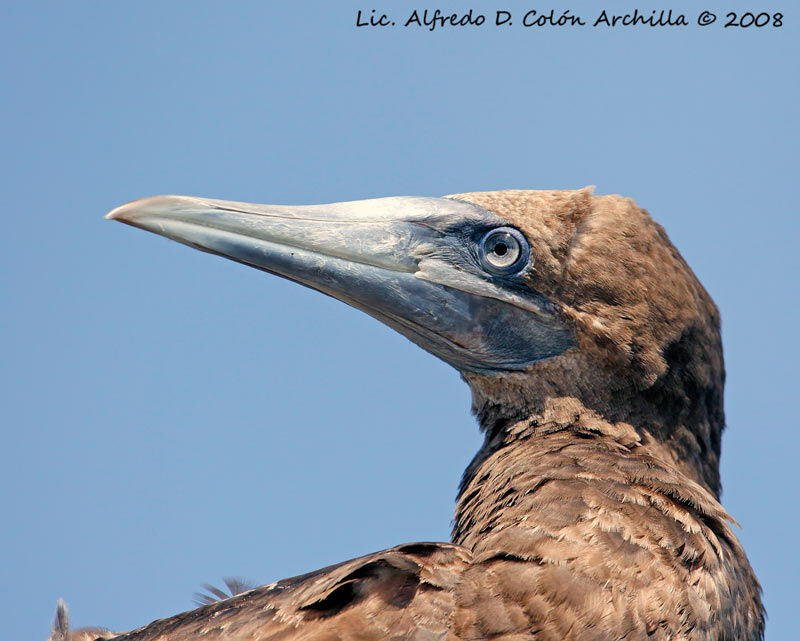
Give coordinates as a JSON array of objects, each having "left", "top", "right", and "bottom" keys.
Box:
[{"left": 478, "top": 227, "right": 530, "bottom": 274}]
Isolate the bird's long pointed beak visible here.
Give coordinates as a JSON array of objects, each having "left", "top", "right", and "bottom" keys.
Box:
[{"left": 107, "top": 195, "right": 573, "bottom": 373}]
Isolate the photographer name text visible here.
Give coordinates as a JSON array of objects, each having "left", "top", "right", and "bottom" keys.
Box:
[{"left": 356, "top": 9, "right": 784, "bottom": 30}]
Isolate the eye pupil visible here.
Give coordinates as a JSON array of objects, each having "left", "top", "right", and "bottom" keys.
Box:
[{"left": 478, "top": 227, "right": 530, "bottom": 275}]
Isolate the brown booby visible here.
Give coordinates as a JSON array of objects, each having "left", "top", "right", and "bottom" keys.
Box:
[{"left": 101, "top": 188, "right": 763, "bottom": 640}]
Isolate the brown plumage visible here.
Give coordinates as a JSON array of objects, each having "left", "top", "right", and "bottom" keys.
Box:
[{"left": 103, "top": 188, "right": 763, "bottom": 640}]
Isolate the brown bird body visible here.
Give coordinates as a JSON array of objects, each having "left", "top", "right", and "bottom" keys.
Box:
[{"left": 99, "top": 188, "right": 763, "bottom": 640}]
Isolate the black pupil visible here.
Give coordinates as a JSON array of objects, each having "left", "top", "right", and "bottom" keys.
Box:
[{"left": 494, "top": 242, "right": 508, "bottom": 256}]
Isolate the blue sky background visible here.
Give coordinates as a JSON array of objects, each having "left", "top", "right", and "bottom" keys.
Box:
[{"left": 2, "top": 2, "right": 796, "bottom": 639}]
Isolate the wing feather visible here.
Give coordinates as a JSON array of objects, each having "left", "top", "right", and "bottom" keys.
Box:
[{"left": 109, "top": 543, "right": 471, "bottom": 641}]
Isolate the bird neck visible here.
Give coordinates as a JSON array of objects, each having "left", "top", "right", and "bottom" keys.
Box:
[
  {"left": 451, "top": 396, "right": 764, "bottom": 639},
  {"left": 452, "top": 396, "right": 724, "bottom": 552},
  {"left": 461, "top": 325, "right": 725, "bottom": 501}
]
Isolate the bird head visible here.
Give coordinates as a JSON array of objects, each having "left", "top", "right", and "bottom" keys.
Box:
[{"left": 107, "top": 188, "right": 724, "bottom": 494}]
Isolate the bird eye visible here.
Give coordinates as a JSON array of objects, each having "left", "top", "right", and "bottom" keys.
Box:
[{"left": 478, "top": 227, "right": 530, "bottom": 274}]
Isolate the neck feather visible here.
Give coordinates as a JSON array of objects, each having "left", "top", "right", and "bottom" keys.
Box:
[
  {"left": 450, "top": 399, "right": 763, "bottom": 640},
  {"left": 454, "top": 396, "right": 726, "bottom": 549},
  {"left": 461, "top": 323, "right": 725, "bottom": 500}
]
